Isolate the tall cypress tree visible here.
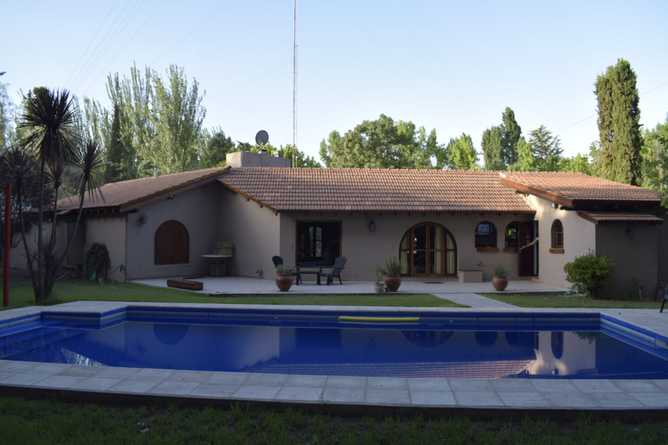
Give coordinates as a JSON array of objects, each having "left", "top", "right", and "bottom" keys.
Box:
[
  {"left": 501, "top": 107, "right": 521, "bottom": 166},
  {"left": 482, "top": 126, "right": 504, "bottom": 170},
  {"left": 595, "top": 59, "right": 642, "bottom": 185},
  {"left": 104, "top": 104, "right": 126, "bottom": 183}
]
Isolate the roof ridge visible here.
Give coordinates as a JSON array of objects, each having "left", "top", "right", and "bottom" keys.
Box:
[{"left": 103, "top": 166, "right": 226, "bottom": 187}]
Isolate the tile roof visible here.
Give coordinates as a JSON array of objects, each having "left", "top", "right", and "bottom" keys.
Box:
[
  {"left": 500, "top": 172, "right": 660, "bottom": 206},
  {"left": 58, "top": 167, "right": 227, "bottom": 211},
  {"left": 219, "top": 168, "right": 534, "bottom": 213}
]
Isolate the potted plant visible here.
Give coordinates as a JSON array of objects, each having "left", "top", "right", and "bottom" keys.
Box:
[
  {"left": 383, "top": 257, "right": 402, "bottom": 292},
  {"left": 275, "top": 265, "right": 295, "bottom": 292},
  {"left": 492, "top": 265, "right": 508, "bottom": 291},
  {"left": 374, "top": 267, "right": 385, "bottom": 294}
]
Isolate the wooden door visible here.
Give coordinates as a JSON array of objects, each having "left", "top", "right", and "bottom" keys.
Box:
[{"left": 517, "top": 222, "right": 535, "bottom": 276}]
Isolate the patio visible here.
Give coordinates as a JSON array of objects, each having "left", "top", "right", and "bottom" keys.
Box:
[
  {"left": 132, "top": 277, "right": 567, "bottom": 308},
  {"left": 134, "top": 276, "right": 567, "bottom": 295}
]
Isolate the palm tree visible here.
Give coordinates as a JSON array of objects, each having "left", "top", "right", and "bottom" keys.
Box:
[{"left": 17, "top": 87, "right": 103, "bottom": 301}]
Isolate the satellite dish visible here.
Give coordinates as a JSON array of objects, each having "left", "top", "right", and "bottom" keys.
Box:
[{"left": 255, "top": 130, "right": 269, "bottom": 145}]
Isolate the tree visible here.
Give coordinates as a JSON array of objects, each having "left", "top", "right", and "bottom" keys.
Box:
[
  {"left": 511, "top": 137, "right": 534, "bottom": 171},
  {"left": 0, "top": 81, "right": 11, "bottom": 150},
  {"left": 150, "top": 65, "right": 205, "bottom": 173},
  {"left": 529, "top": 125, "right": 562, "bottom": 171},
  {"left": 501, "top": 107, "right": 521, "bottom": 166},
  {"left": 595, "top": 59, "right": 642, "bottom": 185},
  {"left": 560, "top": 153, "right": 591, "bottom": 174},
  {"left": 200, "top": 128, "right": 236, "bottom": 167},
  {"left": 641, "top": 119, "right": 668, "bottom": 205},
  {"left": 16, "top": 87, "right": 104, "bottom": 301},
  {"left": 446, "top": 133, "right": 478, "bottom": 169},
  {"left": 276, "top": 145, "right": 320, "bottom": 167},
  {"left": 481, "top": 126, "right": 504, "bottom": 170},
  {"left": 100, "top": 64, "right": 205, "bottom": 176},
  {"left": 319, "top": 114, "right": 441, "bottom": 168},
  {"left": 104, "top": 104, "right": 131, "bottom": 182}
]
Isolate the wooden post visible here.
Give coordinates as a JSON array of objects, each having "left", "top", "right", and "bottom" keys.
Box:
[{"left": 3, "top": 183, "right": 10, "bottom": 307}]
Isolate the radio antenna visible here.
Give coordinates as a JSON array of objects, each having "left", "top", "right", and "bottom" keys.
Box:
[{"left": 291, "top": 0, "right": 298, "bottom": 166}]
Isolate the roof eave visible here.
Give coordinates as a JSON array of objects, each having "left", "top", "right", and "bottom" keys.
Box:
[{"left": 499, "top": 177, "right": 574, "bottom": 207}]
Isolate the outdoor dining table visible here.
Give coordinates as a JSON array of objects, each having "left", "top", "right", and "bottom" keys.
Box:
[{"left": 297, "top": 267, "right": 321, "bottom": 285}]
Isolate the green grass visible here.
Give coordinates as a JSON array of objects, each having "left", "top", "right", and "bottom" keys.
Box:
[
  {"left": 1, "top": 279, "right": 463, "bottom": 310},
  {"left": 483, "top": 292, "right": 661, "bottom": 309},
  {"left": 1, "top": 397, "right": 666, "bottom": 445}
]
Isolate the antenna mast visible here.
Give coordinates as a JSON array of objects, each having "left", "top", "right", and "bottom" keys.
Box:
[{"left": 291, "top": 0, "right": 298, "bottom": 166}]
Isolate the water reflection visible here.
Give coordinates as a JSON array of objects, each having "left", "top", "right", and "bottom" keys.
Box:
[{"left": 4, "top": 322, "right": 668, "bottom": 378}]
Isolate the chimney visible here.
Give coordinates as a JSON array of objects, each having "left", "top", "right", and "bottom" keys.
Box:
[{"left": 225, "top": 151, "right": 291, "bottom": 168}]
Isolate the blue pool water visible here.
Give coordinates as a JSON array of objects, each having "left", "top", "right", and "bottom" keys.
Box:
[{"left": 1, "top": 308, "right": 667, "bottom": 379}]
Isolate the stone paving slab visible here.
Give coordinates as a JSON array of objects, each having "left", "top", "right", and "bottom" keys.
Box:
[{"left": 1, "top": 360, "right": 667, "bottom": 411}]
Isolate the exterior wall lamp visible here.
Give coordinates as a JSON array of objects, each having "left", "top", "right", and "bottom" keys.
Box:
[{"left": 368, "top": 220, "right": 376, "bottom": 233}]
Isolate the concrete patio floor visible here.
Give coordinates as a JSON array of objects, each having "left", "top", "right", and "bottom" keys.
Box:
[
  {"left": 134, "top": 276, "right": 566, "bottom": 296},
  {"left": 133, "top": 277, "right": 568, "bottom": 308}
]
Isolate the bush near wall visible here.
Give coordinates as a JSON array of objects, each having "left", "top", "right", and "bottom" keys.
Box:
[
  {"left": 85, "top": 243, "right": 111, "bottom": 282},
  {"left": 564, "top": 254, "right": 612, "bottom": 299}
]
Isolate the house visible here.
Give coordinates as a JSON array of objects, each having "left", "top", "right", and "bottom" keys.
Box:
[{"left": 18, "top": 151, "right": 665, "bottom": 298}]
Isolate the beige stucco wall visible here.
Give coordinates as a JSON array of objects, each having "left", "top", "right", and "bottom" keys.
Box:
[
  {"left": 126, "top": 182, "right": 220, "bottom": 280},
  {"left": 526, "top": 195, "right": 596, "bottom": 288},
  {"left": 8, "top": 222, "right": 67, "bottom": 277},
  {"left": 279, "top": 212, "right": 533, "bottom": 281},
  {"left": 218, "top": 188, "right": 280, "bottom": 278},
  {"left": 84, "top": 216, "right": 127, "bottom": 282},
  {"left": 596, "top": 222, "right": 661, "bottom": 299}
]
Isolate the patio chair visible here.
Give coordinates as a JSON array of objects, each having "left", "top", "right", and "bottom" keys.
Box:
[{"left": 319, "top": 256, "right": 347, "bottom": 285}]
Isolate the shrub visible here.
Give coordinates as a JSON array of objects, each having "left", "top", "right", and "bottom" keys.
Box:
[
  {"left": 382, "top": 257, "right": 402, "bottom": 277},
  {"left": 275, "top": 265, "right": 295, "bottom": 277},
  {"left": 85, "top": 243, "right": 111, "bottom": 282},
  {"left": 494, "top": 265, "right": 507, "bottom": 279},
  {"left": 564, "top": 254, "right": 612, "bottom": 298}
]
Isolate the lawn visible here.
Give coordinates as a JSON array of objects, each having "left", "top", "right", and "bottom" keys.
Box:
[
  {"left": 483, "top": 292, "right": 661, "bottom": 309},
  {"left": 1, "top": 279, "right": 463, "bottom": 310},
  {"left": 1, "top": 397, "right": 666, "bottom": 445}
]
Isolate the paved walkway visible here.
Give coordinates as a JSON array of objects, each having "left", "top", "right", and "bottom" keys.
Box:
[{"left": 433, "top": 292, "right": 517, "bottom": 308}]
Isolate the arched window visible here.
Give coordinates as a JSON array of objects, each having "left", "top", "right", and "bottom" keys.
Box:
[
  {"left": 550, "top": 220, "right": 564, "bottom": 253},
  {"left": 155, "top": 220, "right": 189, "bottom": 265},
  {"left": 475, "top": 221, "right": 497, "bottom": 250},
  {"left": 505, "top": 222, "right": 519, "bottom": 251}
]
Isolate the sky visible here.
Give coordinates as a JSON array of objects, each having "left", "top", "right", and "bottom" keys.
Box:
[{"left": 2, "top": 0, "right": 667, "bottom": 162}]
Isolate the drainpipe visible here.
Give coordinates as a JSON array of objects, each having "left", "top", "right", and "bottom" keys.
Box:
[{"left": 3, "top": 183, "right": 10, "bottom": 307}]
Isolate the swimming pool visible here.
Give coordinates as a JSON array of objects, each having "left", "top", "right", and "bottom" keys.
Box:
[{"left": 1, "top": 306, "right": 667, "bottom": 379}]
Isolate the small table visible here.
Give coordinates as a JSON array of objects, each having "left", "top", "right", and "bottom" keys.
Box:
[
  {"left": 297, "top": 267, "right": 321, "bottom": 285},
  {"left": 202, "top": 254, "right": 232, "bottom": 277}
]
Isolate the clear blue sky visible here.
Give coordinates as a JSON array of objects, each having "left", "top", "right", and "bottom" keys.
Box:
[{"left": 2, "top": 0, "right": 667, "bottom": 161}]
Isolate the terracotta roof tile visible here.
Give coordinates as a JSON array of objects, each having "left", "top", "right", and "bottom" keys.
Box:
[
  {"left": 500, "top": 171, "right": 660, "bottom": 204},
  {"left": 58, "top": 167, "right": 226, "bottom": 211},
  {"left": 219, "top": 168, "right": 533, "bottom": 213}
]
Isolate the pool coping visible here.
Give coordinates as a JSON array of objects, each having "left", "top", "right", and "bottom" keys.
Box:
[{"left": 1, "top": 301, "right": 667, "bottom": 411}]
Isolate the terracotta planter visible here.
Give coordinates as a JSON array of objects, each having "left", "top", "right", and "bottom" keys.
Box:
[
  {"left": 492, "top": 276, "right": 508, "bottom": 291},
  {"left": 275, "top": 275, "right": 294, "bottom": 292},
  {"left": 384, "top": 276, "right": 401, "bottom": 292}
]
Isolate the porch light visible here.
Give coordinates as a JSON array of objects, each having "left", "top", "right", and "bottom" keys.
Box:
[{"left": 368, "top": 220, "right": 376, "bottom": 233}]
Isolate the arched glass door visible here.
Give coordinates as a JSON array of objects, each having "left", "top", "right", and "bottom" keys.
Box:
[{"left": 399, "top": 223, "right": 456, "bottom": 276}]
